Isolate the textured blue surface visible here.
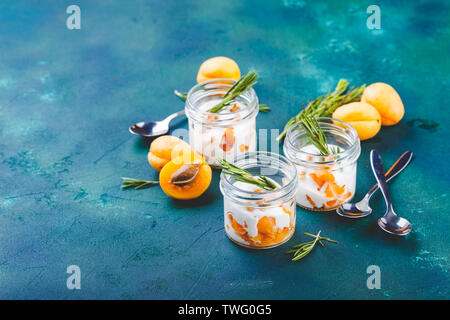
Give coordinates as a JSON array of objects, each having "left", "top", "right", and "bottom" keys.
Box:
[{"left": 0, "top": 0, "right": 449, "bottom": 299}]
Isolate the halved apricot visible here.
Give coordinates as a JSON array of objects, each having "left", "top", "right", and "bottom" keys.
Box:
[{"left": 159, "top": 154, "right": 212, "bottom": 200}]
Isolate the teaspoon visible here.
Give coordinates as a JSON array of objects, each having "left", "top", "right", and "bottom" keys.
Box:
[
  {"left": 129, "top": 110, "right": 185, "bottom": 137},
  {"left": 337, "top": 151, "right": 413, "bottom": 218},
  {"left": 370, "top": 150, "right": 412, "bottom": 236}
]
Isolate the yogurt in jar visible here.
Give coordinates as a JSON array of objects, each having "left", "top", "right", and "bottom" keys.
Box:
[
  {"left": 294, "top": 144, "right": 355, "bottom": 210},
  {"left": 189, "top": 99, "right": 256, "bottom": 165},
  {"left": 224, "top": 181, "right": 296, "bottom": 248}
]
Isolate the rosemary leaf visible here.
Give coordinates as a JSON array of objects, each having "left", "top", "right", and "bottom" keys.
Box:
[
  {"left": 286, "top": 231, "right": 338, "bottom": 261},
  {"left": 121, "top": 177, "right": 159, "bottom": 190},
  {"left": 208, "top": 71, "right": 259, "bottom": 113},
  {"left": 258, "top": 104, "right": 270, "bottom": 112},
  {"left": 297, "top": 113, "right": 331, "bottom": 156},
  {"left": 217, "top": 159, "right": 277, "bottom": 191}
]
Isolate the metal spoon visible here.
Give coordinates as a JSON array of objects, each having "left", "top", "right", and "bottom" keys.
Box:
[
  {"left": 337, "top": 151, "right": 413, "bottom": 218},
  {"left": 129, "top": 110, "right": 185, "bottom": 137},
  {"left": 370, "top": 150, "right": 412, "bottom": 236}
]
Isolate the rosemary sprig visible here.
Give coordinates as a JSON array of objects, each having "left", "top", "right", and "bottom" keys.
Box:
[
  {"left": 298, "top": 113, "right": 331, "bottom": 156},
  {"left": 286, "top": 231, "right": 338, "bottom": 261},
  {"left": 217, "top": 159, "right": 277, "bottom": 191},
  {"left": 121, "top": 177, "right": 159, "bottom": 190},
  {"left": 208, "top": 71, "right": 259, "bottom": 113},
  {"left": 174, "top": 88, "right": 270, "bottom": 112},
  {"left": 276, "top": 79, "right": 365, "bottom": 141}
]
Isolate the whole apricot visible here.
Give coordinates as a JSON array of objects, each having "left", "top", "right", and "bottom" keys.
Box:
[
  {"left": 196, "top": 57, "right": 240, "bottom": 83},
  {"left": 159, "top": 154, "right": 212, "bottom": 200},
  {"left": 148, "top": 135, "right": 193, "bottom": 171},
  {"left": 361, "top": 83, "right": 404, "bottom": 126},
  {"left": 332, "top": 102, "right": 382, "bottom": 141}
]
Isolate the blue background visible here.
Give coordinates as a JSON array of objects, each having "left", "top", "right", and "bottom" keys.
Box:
[{"left": 0, "top": 0, "right": 448, "bottom": 299}]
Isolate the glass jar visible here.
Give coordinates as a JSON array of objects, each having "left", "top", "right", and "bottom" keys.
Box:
[
  {"left": 219, "top": 151, "right": 298, "bottom": 249},
  {"left": 185, "top": 79, "right": 259, "bottom": 166},
  {"left": 283, "top": 117, "right": 361, "bottom": 211}
]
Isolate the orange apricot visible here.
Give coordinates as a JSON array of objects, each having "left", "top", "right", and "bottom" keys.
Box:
[
  {"left": 196, "top": 57, "right": 240, "bottom": 83},
  {"left": 332, "top": 102, "right": 382, "bottom": 141},
  {"left": 159, "top": 154, "right": 212, "bottom": 200},
  {"left": 361, "top": 82, "right": 405, "bottom": 126},
  {"left": 147, "top": 135, "right": 193, "bottom": 171}
]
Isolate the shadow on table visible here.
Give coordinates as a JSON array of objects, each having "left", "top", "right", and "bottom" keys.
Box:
[
  {"left": 170, "top": 186, "right": 219, "bottom": 209},
  {"left": 324, "top": 210, "right": 421, "bottom": 256}
]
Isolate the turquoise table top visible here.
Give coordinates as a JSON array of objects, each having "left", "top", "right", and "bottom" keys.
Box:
[{"left": 0, "top": 0, "right": 449, "bottom": 299}]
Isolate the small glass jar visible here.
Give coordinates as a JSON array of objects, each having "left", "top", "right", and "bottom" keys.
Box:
[
  {"left": 283, "top": 117, "right": 361, "bottom": 211},
  {"left": 185, "top": 79, "right": 259, "bottom": 166},
  {"left": 219, "top": 151, "right": 298, "bottom": 249}
]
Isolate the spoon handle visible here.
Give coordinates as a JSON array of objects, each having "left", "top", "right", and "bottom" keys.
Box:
[
  {"left": 164, "top": 110, "right": 185, "bottom": 124},
  {"left": 366, "top": 151, "right": 413, "bottom": 199},
  {"left": 370, "top": 150, "right": 394, "bottom": 212}
]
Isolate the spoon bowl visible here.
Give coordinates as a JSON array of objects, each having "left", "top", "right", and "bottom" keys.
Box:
[
  {"left": 378, "top": 214, "right": 412, "bottom": 236},
  {"left": 129, "top": 121, "right": 169, "bottom": 137},
  {"left": 129, "top": 110, "right": 185, "bottom": 137},
  {"left": 337, "top": 197, "right": 372, "bottom": 218}
]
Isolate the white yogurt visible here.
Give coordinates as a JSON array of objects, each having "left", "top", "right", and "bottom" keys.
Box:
[
  {"left": 189, "top": 99, "right": 256, "bottom": 165},
  {"left": 224, "top": 181, "right": 295, "bottom": 247},
  {"left": 295, "top": 144, "right": 356, "bottom": 210}
]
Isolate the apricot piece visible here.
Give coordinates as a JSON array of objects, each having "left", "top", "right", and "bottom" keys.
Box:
[
  {"left": 332, "top": 102, "right": 382, "bottom": 141},
  {"left": 305, "top": 195, "right": 317, "bottom": 208},
  {"left": 361, "top": 82, "right": 404, "bottom": 126},
  {"left": 159, "top": 154, "right": 212, "bottom": 200},
  {"left": 324, "top": 184, "right": 334, "bottom": 198},
  {"left": 229, "top": 214, "right": 247, "bottom": 235},
  {"left": 330, "top": 182, "right": 345, "bottom": 196},
  {"left": 257, "top": 216, "right": 276, "bottom": 237},
  {"left": 309, "top": 169, "right": 335, "bottom": 188},
  {"left": 220, "top": 127, "right": 235, "bottom": 152},
  {"left": 148, "top": 135, "right": 193, "bottom": 171},
  {"left": 230, "top": 104, "right": 240, "bottom": 112},
  {"left": 326, "top": 199, "right": 337, "bottom": 208},
  {"left": 196, "top": 57, "right": 240, "bottom": 83}
]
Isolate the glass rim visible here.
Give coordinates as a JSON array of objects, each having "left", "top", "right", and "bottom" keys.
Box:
[
  {"left": 219, "top": 151, "right": 298, "bottom": 206},
  {"left": 185, "top": 78, "right": 259, "bottom": 126},
  {"left": 284, "top": 117, "right": 360, "bottom": 166}
]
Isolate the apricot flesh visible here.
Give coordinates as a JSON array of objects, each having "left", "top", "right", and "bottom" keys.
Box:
[
  {"left": 148, "top": 135, "right": 193, "bottom": 171},
  {"left": 361, "top": 82, "right": 404, "bottom": 126},
  {"left": 332, "top": 102, "right": 382, "bottom": 141},
  {"left": 196, "top": 57, "right": 240, "bottom": 83},
  {"left": 159, "top": 155, "right": 212, "bottom": 200}
]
